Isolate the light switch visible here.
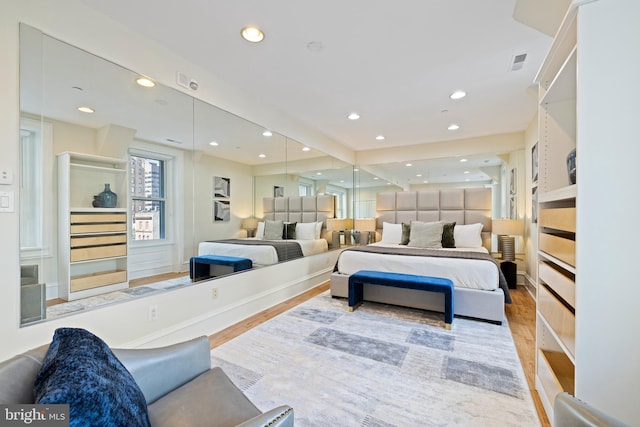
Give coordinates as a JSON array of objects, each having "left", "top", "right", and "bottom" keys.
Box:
[{"left": 0, "top": 191, "right": 14, "bottom": 212}]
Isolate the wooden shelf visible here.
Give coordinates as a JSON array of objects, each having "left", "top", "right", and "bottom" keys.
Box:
[{"left": 58, "top": 152, "right": 129, "bottom": 301}]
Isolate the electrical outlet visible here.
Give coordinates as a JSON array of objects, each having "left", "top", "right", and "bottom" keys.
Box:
[
  {"left": 148, "top": 305, "right": 158, "bottom": 321},
  {"left": 211, "top": 288, "right": 218, "bottom": 299},
  {"left": 0, "top": 170, "right": 13, "bottom": 185}
]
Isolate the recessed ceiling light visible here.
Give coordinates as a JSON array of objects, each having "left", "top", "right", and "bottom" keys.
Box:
[
  {"left": 450, "top": 90, "right": 466, "bottom": 100},
  {"left": 209, "top": 141, "right": 219, "bottom": 146},
  {"left": 406, "top": 163, "right": 412, "bottom": 167},
  {"left": 241, "top": 26, "right": 264, "bottom": 43},
  {"left": 373, "top": 177, "right": 379, "bottom": 180},
  {"left": 316, "top": 172, "right": 322, "bottom": 176},
  {"left": 464, "top": 171, "right": 470, "bottom": 174},
  {"left": 302, "top": 147, "right": 311, "bottom": 152},
  {"left": 465, "top": 178, "right": 470, "bottom": 182},
  {"left": 460, "top": 158, "right": 468, "bottom": 163},
  {"left": 258, "top": 153, "right": 266, "bottom": 158},
  {"left": 136, "top": 77, "right": 155, "bottom": 88},
  {"left": 423, "top": 180, "right": 429, "bottom": 184},
  {"left": 416, "top": 174, "right": 422, "bottom": 177},
  {"left": 448, "top": 124, "right": 460, "bottom": 131},
  {"left": 77, "top": 106, "right": 94, "bottom": 113},
  {"left": 262, "top": 130, "right": 272, "bottom": 137},
  {"left": 376, "top": 135, "right": 385, "bottom": 141},
  {"left": 348, "top": 112, "right": 360, "bottom": 120}
]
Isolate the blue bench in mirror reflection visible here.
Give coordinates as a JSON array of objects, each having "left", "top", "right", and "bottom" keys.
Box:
[{"left": 189, "top": 255, "right": 253, "bottom": 282}]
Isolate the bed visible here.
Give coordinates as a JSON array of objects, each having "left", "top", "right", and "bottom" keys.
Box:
[
  {"left": 330, "top": 188, "right": 510, "bottom": 324},
  {"left": 198, "top": 195, "right": 334, "bottom": 266}
]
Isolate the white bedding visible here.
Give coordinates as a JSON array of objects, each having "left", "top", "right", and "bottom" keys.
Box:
[
  {"left": 198, "top": 238, "right": 328, "bottom": 266},
  {"left": 336, "top": 242, "right": 499, "bottom": 291}
]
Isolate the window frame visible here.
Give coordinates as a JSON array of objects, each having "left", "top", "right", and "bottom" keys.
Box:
[{"left": 128, "top": 149, "right": 172, "bottom": 245}]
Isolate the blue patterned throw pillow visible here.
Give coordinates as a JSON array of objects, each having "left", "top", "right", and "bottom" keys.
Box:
[{"left": 34, "top": 328, "right": 150, "bottom": 427}]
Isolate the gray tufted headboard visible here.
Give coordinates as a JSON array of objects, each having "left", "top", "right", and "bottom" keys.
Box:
[
  {"left": 262, "top": 195, "right": 336, "bottom": 237},
  {"left": 375, "top": 188, "right": 493, "bottom": 248}
]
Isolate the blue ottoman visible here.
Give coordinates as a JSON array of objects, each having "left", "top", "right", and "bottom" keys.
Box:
[
  {"left": 190, "top": 255, "right": 253, "bottom": 282},
  {"left": 348, "top": 270, "right": 454, "bottom": 329}
]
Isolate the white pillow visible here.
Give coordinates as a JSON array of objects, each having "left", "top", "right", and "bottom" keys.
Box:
[
  {"left": 315, "top": 221, "right": 323, "bottom": 239},
  {"left": 454, "top": 223, "right": 484, "bottom": 248},
  {"left": 380, "top": 222, "right": 402, "bottom": 244},
  {"left": 296, "top": 222, "right": 317, "bottom": 240},
  {"left": 255, "top": 221, "right": 265, "bottom": 239}
]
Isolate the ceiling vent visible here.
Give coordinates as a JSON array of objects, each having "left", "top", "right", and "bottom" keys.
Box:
[{"left": 510, "top": 53, "right": 527, "bottom": 71}]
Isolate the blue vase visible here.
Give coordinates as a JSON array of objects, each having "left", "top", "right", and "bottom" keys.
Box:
[
  {"left": 566, "top": 149, "right": 576, "bottom": 185},
  {"left": 98, "top": 183, "right": 117, "bottom": 208}
]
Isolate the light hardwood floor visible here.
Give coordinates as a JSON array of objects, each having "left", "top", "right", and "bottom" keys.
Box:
[{"left": 208, "top": 282, "right": 550, "bottom": 426}]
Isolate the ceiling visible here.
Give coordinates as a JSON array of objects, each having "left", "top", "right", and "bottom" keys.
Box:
[{"left": 70, "top": 1, "right": 563, "bottom": 186}]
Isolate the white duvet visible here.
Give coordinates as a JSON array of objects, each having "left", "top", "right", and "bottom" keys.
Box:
[
  {"left": 336, "top": 242, "right": 499, "bottom": 291},
  {"left": 198, "top": 238, "right": 328, "bottom": 266}
]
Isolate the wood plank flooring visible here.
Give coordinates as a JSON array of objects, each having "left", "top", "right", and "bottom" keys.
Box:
[{"left": 208, "top": 283, "right": 550, "bottom": 426}]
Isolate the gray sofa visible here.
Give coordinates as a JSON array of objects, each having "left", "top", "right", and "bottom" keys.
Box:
[{"left": 0, "top": 336, "right": 294, "bottom": 427}]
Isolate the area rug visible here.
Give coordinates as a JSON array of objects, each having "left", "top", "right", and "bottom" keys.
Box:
[{"left": 210, "top": 291, "right": 540, "bottom": 426}]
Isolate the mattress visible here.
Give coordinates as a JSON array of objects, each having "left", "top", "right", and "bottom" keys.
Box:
[
  {"left": 198, "top": 238, "right": 328, "bottom": 266},
  {"left": 336, "top": 242, "right": 499, "bottom": 291}
]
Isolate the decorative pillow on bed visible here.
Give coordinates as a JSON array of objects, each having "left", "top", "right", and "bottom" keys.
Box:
[
  {"left": 400, "top": 222, "right": 411, "bottom": 245},
  {"left": 314, "top": 221, "right": 323, "bottom": 239},
  {"left": 263, "top": 220, "right": 284, "bottom": 240},
  {"left": 256, "top": 221, "right": 265, "bottom": 239},
  {"left": 380, "top": 222, "right": 402, "bottom": 244},
  {"left": 34, "top": 328, "right": 151, "bottom": 427},
  {"left": 296, "top": 222, "right": 317, "bottom": 240},
  {"left": 454, "top": 222, "right": 484, "bottom": 248},
  {"left": 282, "top": 222, "right": 297, "bottom": 239},
  {"left": 407, "top": 221, "right": 444, "bottom": 249},
  {"left": 442, "top": 222, "right": 456, "bottom": 248}
]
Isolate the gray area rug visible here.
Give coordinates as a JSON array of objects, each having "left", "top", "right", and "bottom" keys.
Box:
[{"left": 211, "top": 291, "right": 540, "bottom": 426}]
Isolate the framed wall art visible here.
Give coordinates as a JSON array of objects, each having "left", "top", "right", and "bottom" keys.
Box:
[
  {"left": 213, "top": 200, "right": 230, "bottom": 222},
  {"left": 214, "top": 176, "right": 230, "bottom": 198}
]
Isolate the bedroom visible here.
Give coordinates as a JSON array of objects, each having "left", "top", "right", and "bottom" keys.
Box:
[{"left": 1, "top": 0, "right": 639, "bottom": 425}]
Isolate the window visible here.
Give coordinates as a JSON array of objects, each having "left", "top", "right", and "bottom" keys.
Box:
[
  {"left": 19, "top": 118, "right": 53, "bottom": 256},
  {"left": 299, "top": 179, "right": 314, "bottom": 196},
  {"left": 326, "top": 186, "right": 347, "bottom": 218},
  {"left": 130, "top": 155, "right": 166, "bottom": 240}
]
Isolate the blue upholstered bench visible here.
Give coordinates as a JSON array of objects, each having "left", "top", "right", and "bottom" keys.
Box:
[
  {"left": 348, "top": 270, "right": 455, "bottom": 329},
  {"left": 189, "top": 255, "right": 253, "bottom": 282}
]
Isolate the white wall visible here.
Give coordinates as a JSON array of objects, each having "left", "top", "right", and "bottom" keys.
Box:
[{"left": 575, "top": 0, "right": 640, "bottom": 422}]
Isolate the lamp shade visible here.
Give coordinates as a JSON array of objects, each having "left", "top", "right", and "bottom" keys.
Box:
[
  {"left": 326, "top": 218, "right": 346, "bottom": 232},
  {"left": 241, "top": 217, "right": 259, "bottom": 230},
  {"left": 344, "top": 218, "right": 354, "bottom": 230},
  {"left": 492, "top": 219, "right": 523, "bottom": 236},
  {"left": 354, "top": 218, "right": 376, "bottom": 232}
]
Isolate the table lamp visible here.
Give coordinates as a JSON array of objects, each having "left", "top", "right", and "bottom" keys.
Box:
[
  {"left": 355, "top": 218, "right": 376, "bottom": 245},
  {"left": 492, "top": 218, "right": 523, "bottom": 288},
  {"left": 326, "top": 218, "right": 346, "bottom": 248},
  {"left": 241, "top": 217, "right": 259, "bottom": 238}
]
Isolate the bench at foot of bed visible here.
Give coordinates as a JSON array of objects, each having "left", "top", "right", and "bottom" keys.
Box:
[
  {"left": 348, "top": 270, "right": 454, "bottom": 329},
  {"left": 190, "top": 255, "right": 253, "bottom": 282}
]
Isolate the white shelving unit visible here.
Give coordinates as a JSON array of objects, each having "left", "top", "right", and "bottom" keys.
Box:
[
  {"left": 534, "top": 5, "right": 578, "bottom": 421},
  {"left": 58, "top": 152, "right": 129, "bottom": 301}
]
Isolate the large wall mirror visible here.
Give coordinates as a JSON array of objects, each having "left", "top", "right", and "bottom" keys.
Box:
[
  {"left": 18, "top": 24, "right": 354, "bottom": 326},
  {"left": 18, "top": 23, "right": 524, "bottom": 327}
]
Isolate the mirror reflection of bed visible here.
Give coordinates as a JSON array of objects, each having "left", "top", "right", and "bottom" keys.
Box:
[
  {"left": 197, "top": 195, "right": 335, "bottom": 268},
  {"left": 331, "top": 188, "right": 511, "bottom": 324}
]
